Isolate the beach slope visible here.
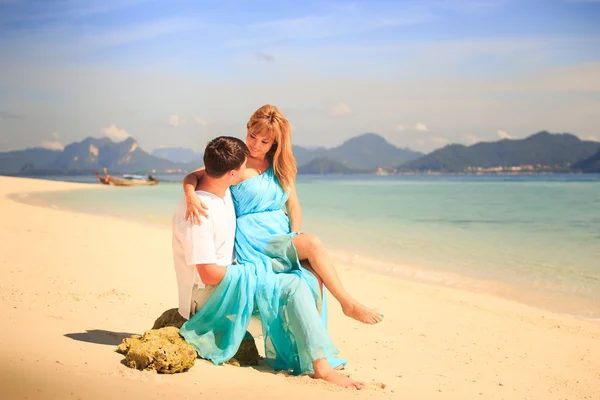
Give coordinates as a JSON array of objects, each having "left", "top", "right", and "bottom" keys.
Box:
[{"left": 0, "top": 176, "right": 598, "bottom": 399}]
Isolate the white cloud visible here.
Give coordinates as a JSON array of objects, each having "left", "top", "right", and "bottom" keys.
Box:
[
  {"left": 328, "top": 102, "right": 352, "bottom": 117},
  {"left": 415, "top": 123, "right": 429, "bottom": 131},
  {"left": 431, "top": 136, "right": 450, "bottom": 146},
  {"left": 40, "top": 132, "right": 63, "bottom": 149},
  {"left": 194, "top": 117, "right": 209, "bottom": 126},
  {"left": 395, "top": 124, "right": 406, "bottom": 131},
  {"left": 168, "top": 114, "right": 183, "bottom": 127},
  {"left": 583, "top": 135, "right": 599, "bottom": 142},
  {"left": 464, "top": 134, "right": 484, "bottom": 144},
  {"left": 40, "top": 140, "right": 64, "bottom": 150},
  {"left": 497, "top": 130, "right": 512, "bottom": 139},
  {"left": 102, "top": 124, "right": 130, "bottom": 141}
]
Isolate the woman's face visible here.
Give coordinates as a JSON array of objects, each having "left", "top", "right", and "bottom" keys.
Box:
[{"left": 246, "top": 130, "right": 275, "bottom": 159}]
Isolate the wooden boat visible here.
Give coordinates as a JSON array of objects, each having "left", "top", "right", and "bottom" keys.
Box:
[{"left": 94, "top": 168, "right": 158, "bottom": 187}]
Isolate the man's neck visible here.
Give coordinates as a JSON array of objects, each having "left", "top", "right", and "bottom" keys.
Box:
[{"left": 197, "top": 176, "right": 229, "bottom": 199}]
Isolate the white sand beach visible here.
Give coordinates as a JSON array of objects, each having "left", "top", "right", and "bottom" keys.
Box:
[{"left": 1, "top": 176, "right": 599, "bottom": 400}]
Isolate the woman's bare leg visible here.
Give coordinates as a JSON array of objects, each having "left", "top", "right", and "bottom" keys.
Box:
[
  {"left": 300, "top": 260, "right": 323, "bottom": 298},
  {"left": 284, "top": 273, "right": 361, "bottom": 387},
  {"left": 300, "top": 260, "right": 344, "bottom": 371},
  {"left": 293, "top": 234, "right": 383, "bottom": 325}
]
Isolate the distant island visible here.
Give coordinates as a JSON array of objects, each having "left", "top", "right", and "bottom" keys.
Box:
[
  {"left": 1, "top": 131, "right": 599, "bottom": 176},
  {"left": 396, "top": 131, "right": 600, "bottom": 174},
  {"left": 573, "top": 149, "right": 600, "bottom": 173},
  {"left": 0, "top": 137, "right": 199, "bottom": 176}
]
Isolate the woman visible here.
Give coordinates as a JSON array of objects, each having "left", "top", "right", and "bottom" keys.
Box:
[
  {"left": 184, "top": 105, "right": 383, "bottom": 327},
  {"left": 178, "top": 135, "right": 362, "bottom": 388}
]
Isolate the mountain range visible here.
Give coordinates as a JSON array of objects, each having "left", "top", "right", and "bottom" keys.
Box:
[
  {"left": 1, "top": 131, "right": 599, "bottom": 175},
  {"left": 293, "top": 133, "right": 423, "bottom": 170},
  {"left": 0, "top": 148, "right": 61, "bottom": 174},
  {"left": 573, "top": 149, "right": 600, "bottom": 173},
  {"left": 0, "top": 133, "right": 422, "bottom": 175},
  {"left": 0, "top": 136, "right": 195, "bottom": 175},
  {"left": 297, "top": 157, "right": 357, "bottom": 174},
  {"left": 397, "top": 131, "right": 600, "bottom": 173}
]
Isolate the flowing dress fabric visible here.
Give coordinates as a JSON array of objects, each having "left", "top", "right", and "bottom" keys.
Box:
[{"left": 180, "top": 167, "right": 346, "bottom": 374}]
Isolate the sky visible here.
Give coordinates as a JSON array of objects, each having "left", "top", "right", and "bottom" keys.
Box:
[{"left": 0, "top": 0, "right": 599, "bottom": 153}]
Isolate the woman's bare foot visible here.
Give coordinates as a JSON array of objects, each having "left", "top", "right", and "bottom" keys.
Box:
[
  {"left": 314, "top": 369, "right": 364, "bottom": 389},
  {"left": 342, "top": 301, "right": 383, "bottom": 325}
]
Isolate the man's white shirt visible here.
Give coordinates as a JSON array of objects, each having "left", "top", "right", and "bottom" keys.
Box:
[{"left": 172, "top": 188, "right": 236, "bottom": 319}]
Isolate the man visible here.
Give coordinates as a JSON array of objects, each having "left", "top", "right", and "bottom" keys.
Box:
[
  {"left": 171, "top": 136, "right": 248, "bottom": 320},
  {"left": 172, "top": 136, "right": 364, "bottom": 389}
]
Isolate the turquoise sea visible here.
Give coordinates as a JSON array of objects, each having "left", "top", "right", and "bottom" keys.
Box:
[{"left": 18, "top": 174, "right": 600, "bottom": 320}]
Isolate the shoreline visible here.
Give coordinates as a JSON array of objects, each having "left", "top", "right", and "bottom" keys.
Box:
[
  {"left": 1, "top": 175, "right": 600, "bottom": 399},
  {"left": 7, "top": 171, "right": 600, "bottom": 178},
  {"left": 9, "top": 178, "right": 600, "bottom": 323},
  {"left": 328, "top": 251, "right": 600, "bottom": 324}
]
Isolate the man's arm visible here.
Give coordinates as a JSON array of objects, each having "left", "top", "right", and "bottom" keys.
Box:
[
  {"left": 182, "top": 211, "right": 222, "bottom": 284},
  {"left": 196, "top": 263, "right": 227, "bottom": 285}
]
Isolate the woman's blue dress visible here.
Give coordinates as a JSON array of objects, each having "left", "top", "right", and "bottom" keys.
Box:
[{"left": 180, "top": 167, "right": 345, "bottom": 374}]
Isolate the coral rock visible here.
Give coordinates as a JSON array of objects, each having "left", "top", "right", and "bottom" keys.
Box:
[
  {"left": 116, "top": 327, "right": 196, "bottom": 374},
  {"left": 151, "top": 308, "right": 261, "bottom": 367},
  {"left": 226, "top": 331, "right": 260, "bottom": 366},
  {"left": 152, "top": 308, "right": 187, "bottom": 330}
]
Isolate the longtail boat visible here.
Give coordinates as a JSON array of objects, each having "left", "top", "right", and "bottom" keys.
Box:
[{"left": 93, "top": 168, "right": 158, "bottom": 187}]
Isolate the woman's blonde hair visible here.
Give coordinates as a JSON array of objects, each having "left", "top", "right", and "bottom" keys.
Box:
[{"left": 247, "top": 104, "right": 297, "bottom": 191}]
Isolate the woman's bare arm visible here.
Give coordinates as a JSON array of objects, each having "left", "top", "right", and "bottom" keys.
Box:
[
  {"left": 183, "top": 168, "right": 209, "bottom": 224},
  {"left": 285, "top": 182, "right": 303, "bottom": 233}
]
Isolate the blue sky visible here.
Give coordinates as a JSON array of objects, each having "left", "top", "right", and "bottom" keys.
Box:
[{"left": 0, "top": 0, "right": 599, "bottom": 152}]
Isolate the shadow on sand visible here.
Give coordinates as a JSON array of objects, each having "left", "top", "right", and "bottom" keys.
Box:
[{"left": 64, "top": 329, "right": 138, "bottom": 346}]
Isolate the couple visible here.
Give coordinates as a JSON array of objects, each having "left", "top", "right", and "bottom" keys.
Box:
[{"left": 172, "top": 105, "right": 383, "bottom": 389}]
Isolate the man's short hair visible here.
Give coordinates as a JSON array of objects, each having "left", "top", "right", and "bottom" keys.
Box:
[{"left": 203, "top": 136, "right": 249, "bottom": 178}]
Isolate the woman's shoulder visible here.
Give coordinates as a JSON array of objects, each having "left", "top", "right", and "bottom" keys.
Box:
[
  {"left": 242, "top": 169, "right": 262, "bottom": 180},
  {"left": 241, "top": 163, "right": 273, "bottom": 180}
]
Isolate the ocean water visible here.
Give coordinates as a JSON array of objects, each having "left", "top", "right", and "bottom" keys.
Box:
[{"left": 18, "top": 174, "right": 600, "bottom": 320}]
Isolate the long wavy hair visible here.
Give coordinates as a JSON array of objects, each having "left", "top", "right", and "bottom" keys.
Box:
[{"left": 246, "top": 104, "right": 297, "bottom": 191}]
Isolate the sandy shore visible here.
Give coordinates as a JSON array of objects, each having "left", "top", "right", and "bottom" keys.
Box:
[{"left": 1, "top": 176, "right": 599, "bottom": 400}]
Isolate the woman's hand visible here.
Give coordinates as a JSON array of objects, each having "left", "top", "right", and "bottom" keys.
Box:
[
  {"left": 185, "top": 192, "right": 209, "bottom": 225},
  {"left": 183, "top": 167, "right": 208, "bottom": 224}
]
